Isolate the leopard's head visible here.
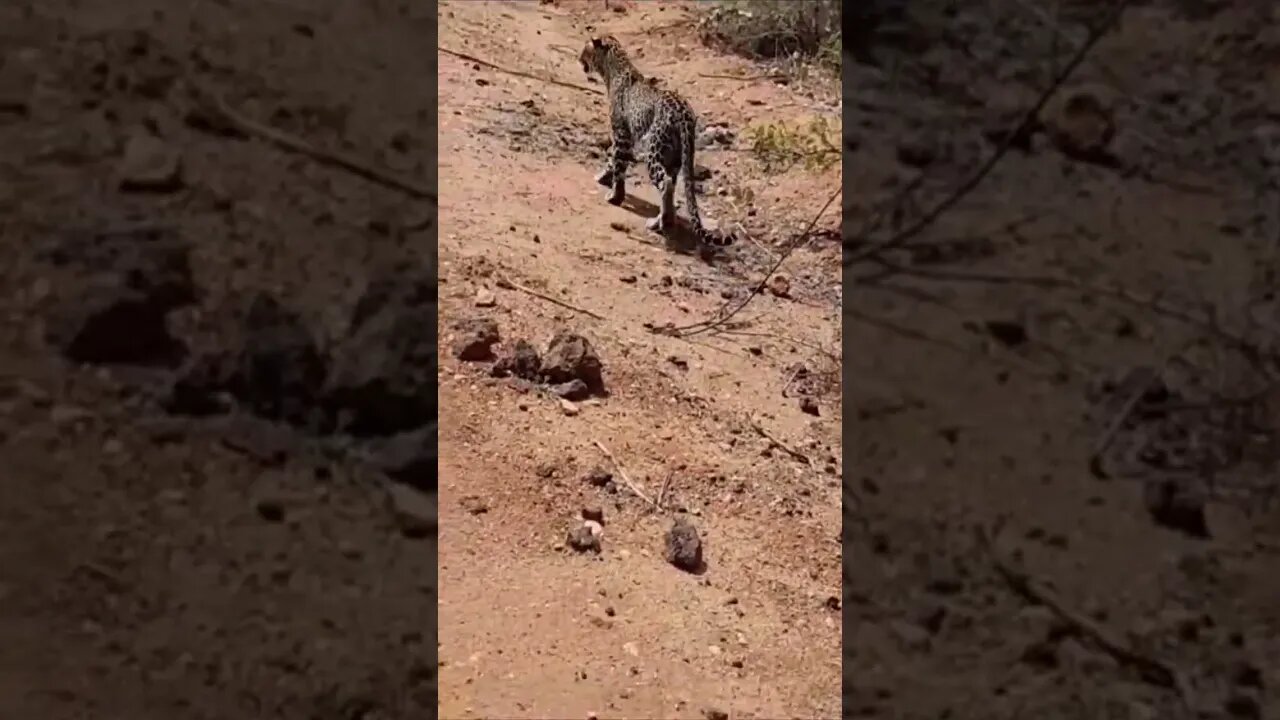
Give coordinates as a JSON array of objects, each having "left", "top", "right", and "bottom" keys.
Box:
[{"left": 580, "top": 35, "right": 624, "bottom": 80}]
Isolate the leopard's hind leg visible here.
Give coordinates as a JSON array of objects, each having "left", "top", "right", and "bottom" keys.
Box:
[{"left": 644, "top": 159, "right": 677, "bottom": 233}]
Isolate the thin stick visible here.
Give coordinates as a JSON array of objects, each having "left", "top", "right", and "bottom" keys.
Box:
[
  {"left": 593, "top": 440, "right": 656, "bottom": 507},
  {"left": 749, "top": 416, "right": 813, "bottom": 466},
  {"left": 188, "top": 83, "right": 437, "bottom": 202},
  {"left": 698, "top": 72, "right": 776, "bottom": 82},
  {"left": 497, "top": 274, "right": 606, "bottom": 320},
  {"left": 1088, "top": 366, "right": 1158, "bottom": 479},
  {"left": 656, "top": 185, "right": 840, "bottom": 338},
  {"left": 656, "top": 469, "right": 674, "bottom": 511},
  {"left": 977, "top": 527, "right": 1196, "bottom": 708},
  {"left": 844, "top": 0, "right": 1132, "bottom": 267},
  {"left": 736, "top": 222, "right": 777, "bottom": 260},
  {"left": 439, "top": 46, "right": 603, "bottom": 96}
]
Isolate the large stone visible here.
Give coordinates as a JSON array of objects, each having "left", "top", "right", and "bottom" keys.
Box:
[
  {"left": 327, "top": 273, "right": 437, "bottom": 436},
  {"left": 41, "top": 225, "right": 195, "bottom": 367},
  {"left": 541, "top": 332, "right": 604, "bottom": 394}
]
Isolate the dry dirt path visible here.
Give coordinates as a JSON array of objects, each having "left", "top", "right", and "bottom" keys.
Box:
[{"left": 436, "top": 2, "right": 843, "bottom": 718}]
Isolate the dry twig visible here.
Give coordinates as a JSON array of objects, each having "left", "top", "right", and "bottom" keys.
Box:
[
  {"left": 187, "top": 83, "right": 437, "bottom": 202},
  {"left": 656, "top": 469, "right": 675, "bottom": 511},
  {"left": 749, "top": 416, "right": 813, "bottom": 466},
  {"left": 698, "top": 71, "right": 777, "bottom": 81},
  {"left": 844, "top": 0, "right": 1134, "bottom": 268},
  {"left": 977, "top": 526, "right": 1196, "bottom": 708},
  {"left": 655, "top": 185, "right": 839, "bottom": 338},
  {"left": 439, "top": 46, "right": 603, "bottom": 96},
  {"left": 593, "top": 440, "right": 657, "bottom": 507},
  {"left": 497, "top": 274, "right": 606, "bottom": 320}
]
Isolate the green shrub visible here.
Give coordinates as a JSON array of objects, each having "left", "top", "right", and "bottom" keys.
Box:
[
  {"left": 744, "top": 116, "right": 839, "bottom": 173},
  {"left": 697, "top": 0, "right": 842, "bottom": 70}
]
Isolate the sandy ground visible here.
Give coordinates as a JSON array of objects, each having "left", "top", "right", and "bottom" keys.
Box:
[{"left": 437, "top": 2, "right": 841, "bottom": 719}]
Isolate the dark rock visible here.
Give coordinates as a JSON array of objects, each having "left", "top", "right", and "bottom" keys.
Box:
[
  {"left": 582, "top": 505, "right": 604, "bottom": 523},
  {"left": 800, "top": 396, "right": 820, "bottom": 416},
  {"left": 117, "top": 130, "right": 184, "bottom": 193},
  {"left": 326, "top": 273, "right": 437, "bottom": 436},
  {"left": 896, "top": 136, "right": 940, "bottom": 168},
  {"left": 387, "top": 483, "right": 436, "bottom": 539},
  {"left": 228, "top": 295, "right": 328, "bottom": 429},
  {"left": 583, "top": 467, "right": 613, "bottom": 487},
  {"left": 166, "top": 352, "right": 235, "bottom": 416},
  {"left": 568, "top": 525, "right": 600, "bottom": 553},
  {"left": 48, "top": 278, "right": 188, "bottom": 367},
  {"left": 983, "top": 320, "right": 1028, "bottom": 348},
  {"left": 453, "top": 317, "right": 500, "bottom": 361},
  {"left": 350, "top": 267, "right": 435, "bottom": 331},
  {"left": 491, "top": 339, "right": 541, "bottom": 380},
  {"left": 255, "top": 497, "right": 286, "bottom": 523},
  {"left": 366, "top": 425, "right": 437, "bottom": 493},
  {"left": 1042, "top": 84, "right": 1116, "bottom": 163},
  {"left": 1020, "top": 640, "right": 1059, "bottom": 670},
  {"left": 218, "top": 416, "right": 296, "bottom": 466},
  {"left": 459, "top": 495, "right": 489, "bottom": 515},
  {"left": 664, "top": 517, "right": 703, "bottom": 572},
  {"left": 541, "top": 332, "right": 604, "bottom": 394},
  {"left": 550, "top": 379, "right": 590, "bottom": 400},
  {"left": 42, "top": 225, "right": 195, "bottom": 367},
  {"left": 1224, "top": 694, "right": 1260, "bottom": 719},
  {"left": 1143, "top": 478, "right": 1209, "bottom": 538},
  {"left": 703, "top": 709, "right": 729, "bottom": 720}
]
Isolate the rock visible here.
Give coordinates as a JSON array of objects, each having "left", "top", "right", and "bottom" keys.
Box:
[
  {"left": 117, "top": 130, "right": 184, "bottom": 193},
  {"left": 583, "top": 520, "right": 603, "bottom": 538},
  {"left": 664, "top": 517, "right": 703, "bottom": 572},
  {"left": 983, "top": 320, "right": 1028, "bottom": 348},
  {"left": 218, "top": 416, "right": 296, "bottom": 467},
  {"left": 583, "top": 467, "right": 613, "bottom": 487},
  {"left": 453, "top": 317, "right": 500, "bottom": 361},
  {"left": 703, "top": 708, "right": 729, "bottom": 720},
  {"left": 387, "top": 483, "right": 437, "bottom": 539},
  {"left": 474, "top": 288, "right": 496, "bottom": 307},
  {"left": 229, "top": 295, "right": 328, "bottom": 428},
  {"left": 459, "top": 494, "right": 488, "bottom": 515},
  {"left": 255, "top": 497, "right": 286, "bottom": 523},
  {"left": 47, "top": 276, "right": 189, "bottom": 367},
  {"left": 541, "top": 332, "right": 604, "bottom": 394},
  {"left": 326, "top": 271, "right": 438, "bottom": 436},
  {"left": 800, "top": 396, "right": 820, "bottom": 416},
  {"left": 551, "top": 379, "right": 590, "bottom": 400},
  {"left": 1019, "top": 639, "right": 1058, "bottom": 669},
  {"left": 1143, "top": 478, "right": 1209, "bottom": 538},
  {"left": 491, "top": 340, "right": 541, "bottom": 380},
  {"left": 1224, "top": 694, "right": 1261, "bottom": 719},
  {"left": 166, "top": 352, "right": 236, "bottom": 416},
  {"left": 896, "top": 135, "right": 940, "bottom": 168},
  {"left": 696, "top": 125, "right": 734, "bottom": 149},
  {"left": 767, "top": 274, "right": 791, "bottom": 298},
  {"left": 367, "top": 426, "right": 438, "bottom": 493},
  {"left": 582, "top": 505, "right": 604, "bottom": 523},
  {"left": 42, "top": 225, "right": 195, "bottom": 367},
  {"left": 559, "top": 399, "right": 580, "bottom": 416},
  {"left": 568, "top": 524, "right": 601, "bottom": 553},
  {"left": 1042, "top": 84, "right": 1116, "bottom": 163}
]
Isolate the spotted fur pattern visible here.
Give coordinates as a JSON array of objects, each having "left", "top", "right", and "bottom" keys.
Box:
[{"left": 579, "top": 35, "right": 732, "bottom": 247}]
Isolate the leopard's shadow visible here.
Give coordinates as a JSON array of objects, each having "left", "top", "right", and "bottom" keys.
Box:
[{"left": 616, "top": 196, "right": 716, "bottom": 262}]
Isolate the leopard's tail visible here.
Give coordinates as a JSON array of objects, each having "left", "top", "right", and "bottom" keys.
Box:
[{"left": 680, "top": 121, "right": 733, "bottom": 248}]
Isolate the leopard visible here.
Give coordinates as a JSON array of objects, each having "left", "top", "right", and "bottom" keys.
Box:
[{"left": 578, "top": 35, "right": 733, "bottom": 248}]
